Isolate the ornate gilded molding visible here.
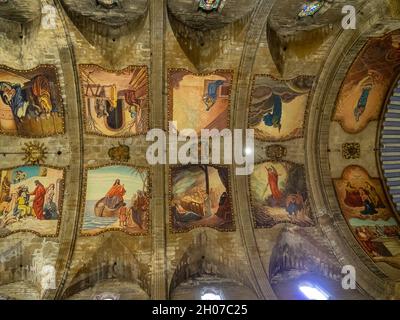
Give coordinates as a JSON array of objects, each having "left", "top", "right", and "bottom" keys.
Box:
[{"left": 342, "top": 143, "right": 361, "bottom": 160}]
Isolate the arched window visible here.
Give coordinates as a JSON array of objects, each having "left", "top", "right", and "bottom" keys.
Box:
[{"left": 298, "top": 282, "right": 330, "bottom": 300}]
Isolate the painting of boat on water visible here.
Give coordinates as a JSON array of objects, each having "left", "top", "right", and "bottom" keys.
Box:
[{"left": 81, "top": 165, "right": 149, "bottom": 236}]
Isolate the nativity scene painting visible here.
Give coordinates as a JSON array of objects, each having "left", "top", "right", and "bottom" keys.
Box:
[
  {"left": 81, "top": 165, "right": 149, "bottom": 236},
  {"left": 0, "top": 166, "right": 64, "bottom": 237},
  {"left": 248, "top": 75, "right": 314, "bottom": 141},
  {"left": 168, "top": 69, "right": 232, "bottom": 134},
  {"left": 170, "top": 165, "right": 234, "bottom": 232},
  {"left": 250, "top": 161, "right": 314, "bottom": 228},
  {"left": 334, "top": 30, "right": 400, "bottom": 133},
  {"left": 0, "top": 65, "right": 64, "bottom": 137},
  {"left": 79, "top": 65, "right": 149, "bottom": 137},
  {"left": 333, "top": 166, "right": 400, "bottom": 259}
]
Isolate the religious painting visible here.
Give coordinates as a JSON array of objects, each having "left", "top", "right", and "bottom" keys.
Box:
[
  {"left": 333, "top": 166, "right": 400, "bottom": 265},
  {"left": 168, "top": 69, "right": 233, "bottom": 134},
  {"left": 250, "top": 161, "right": 314, "bottom": 228},
  {"left": 248, "top": 75, "right": 314, "bottom": 141},
  {"left": 0, "top": 166, "right": 64, "bottom": 237},
  {"left": 334, "top": 30, "right": 400, "bottom": 133},
  {"left": 79, "top": 65, "right": 149, "bottom": 137},
  {"left": 81, "top": 165, "right": 150, "bottom": 236},
  {"left": 170, "top": 165, "right": 234, "bottom": 232},
  {"left": 0, "top": 65, "right": 64, "bottom": 137}
]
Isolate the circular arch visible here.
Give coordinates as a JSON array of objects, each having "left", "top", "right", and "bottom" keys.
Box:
[{"left": 305, "top": 0, "right": 400, "bottom": 299}]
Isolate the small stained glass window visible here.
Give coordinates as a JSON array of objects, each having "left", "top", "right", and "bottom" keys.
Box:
[{"left": 298, "top": 1, "right": 324, "bottom": 18}]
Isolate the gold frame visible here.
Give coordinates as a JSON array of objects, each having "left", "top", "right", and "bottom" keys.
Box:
[
  {"left": 332, "top": 30, "right": 400, "bottom": 134},
  {"left": 248, "top": 159, "right": 315, "bottom": 229},
  {"left": 167, "top": 68, "right": 234, "bottom": 134},
  {"left": 0, "top": 164, "right": 66, "bottom": 238},
  {"left": 248, "top": 74, "right": 314, "bottom": 143},
  {"left": 79, "top": 162, "right": 151, "bottom": 237},
  {"left": 78, "top": 64, "right": 150, "bottom": 138},
  {"left": 0, "top": 64, "right": 65, "bottom": 138}
]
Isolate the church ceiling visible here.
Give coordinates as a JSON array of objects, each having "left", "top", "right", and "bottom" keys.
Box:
[{"left": 0, "top": 0, "right": 399, "bottom": 300}]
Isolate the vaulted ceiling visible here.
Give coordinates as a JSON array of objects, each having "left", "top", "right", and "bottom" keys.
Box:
[{"left": 0, "top": 0, "right": 400, "bottom": 300}]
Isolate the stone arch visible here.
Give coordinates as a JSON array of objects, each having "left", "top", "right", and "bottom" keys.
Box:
[
  {"left": 305, "top": 0, "right": 400, "bottom": 299},
  {"left": 269, "top": 227, "right": 342, "bottom": 282},
  {"left": 0, "top": 0, "right": 42, "bottom": 41},
  {"left": 61, "top": 237, "right": 150, "bottom": 299},
  {"left": 268, "top": 226, "right": 370, "bottom": 299},
  {"left": 167, "top": 0, "right": 257, "bottom": 71},
  {"left": 168, "top": 230, "right": 259, "bottom": 299},
  {"left": 0, "top": 237, "right": 59, "bottom": 299},
  {"left": 59, "top": 0, "right": 149, "bottom": 45}
]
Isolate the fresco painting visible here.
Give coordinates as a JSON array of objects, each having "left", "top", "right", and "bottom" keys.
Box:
[
  {"left": 334, "top": 166, "right": 400, "bottom": 264},
  {"left": 0, "top": 166, "right": 64, "bottom": 237},
  {"left": 168, "top": 69, "right": 232, "bottom": 134},
  {"left": 0, "top": 65, "right": 64, "bottom": 137},
  {"left": 250, "top": 161, "right": 314, "bottom": 228},
  {"left": 248, "top": 75, "right": 314, "bottom": 141},
  {"left": 79, "top": 65, "right": 149, "bottom": 137},
  {"left": 171, "top": 165, "right": 234, "bottom": 232},
  {"left": 334, "top": 31, "right": 400, "bottom": 133},
  {"left": 81, "top": 165, "right": 149, "bottom": 236}
]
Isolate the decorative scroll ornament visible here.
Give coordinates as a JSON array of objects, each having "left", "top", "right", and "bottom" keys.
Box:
[
  {"left": 298, "top": 0, "right": 325, "bottom": 17},
  {"left": 108, "top": 143, "right": 130, "bottom": 162},
  {"left": 22, "top": 141, "right": 47, "bottom": 165},
  {"left": 342, "top": 143, "right": 360, "bottom": 160},
  {"left": 266, "top": 145, "right": 287, "bottom": 161},
  {"left": 197, "top": 0, "right": 226, "bottom": 12}
]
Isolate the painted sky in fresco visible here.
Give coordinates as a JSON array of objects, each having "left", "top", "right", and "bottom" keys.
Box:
[{"left": 86, "top": 166, "right": 143, "bottom": 201}]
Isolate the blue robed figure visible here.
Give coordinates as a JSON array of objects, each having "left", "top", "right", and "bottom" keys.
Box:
[
  {"left": 0, "top": 82, "right": 29, "bottom": 120},
  {"left": 203, "top": 80, "right": 225, "bottom": 111},
  {"left": 262, "top": 94, "right": 282, "bottom": 131},
  {"left": 354, "top": 87, "right": 371, "bottom": 122}
]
